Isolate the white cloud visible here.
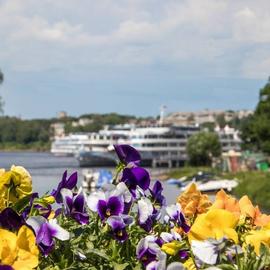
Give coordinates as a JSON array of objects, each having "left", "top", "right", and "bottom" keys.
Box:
[{"left": 0, "top": 0, "right": 270, "bottom": 78}]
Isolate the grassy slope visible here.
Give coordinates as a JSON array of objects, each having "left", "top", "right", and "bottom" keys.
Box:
[{"left": 167, "top": 167, "right": 270, "bottom": 210}]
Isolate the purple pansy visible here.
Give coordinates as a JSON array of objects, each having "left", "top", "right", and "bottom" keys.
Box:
[
  {"left": 0, "top": 208, "right": 24, "bottom": 231},
  {"left": 114, "top": 144, "right": 141, "bottom": 165},
  {"left": 121, "top": 167, "right": 150, "bottom": 196},
  {"left": 61, "top": 188, "right": 89, "bottom": 225},
  {"left": 107, "top": 215, "right": 133, "bottom": 242},
  {"left": 26, "top": 216, "right": 70, "bottom": 255},
  {"left": 150, "top": 181, "right": 166, "bottom": 207},
  {"left": 51, "top": 171, "right": 78, "bottom": 203},
  {"left": 165, "top": 203, "right": 190, "bottom": 233},
  {"left": 21, "top": 193, "right": 53, "bottom": 219},
  {"left": 0, "top": 266, "right": 14, "bottom": 270},
  {"left": 87, "top": 190, "right": 124, "bottom": 221}
]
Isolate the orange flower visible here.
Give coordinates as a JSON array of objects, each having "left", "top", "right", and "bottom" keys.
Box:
[
  {"left": 239, "top": 195, "right": 270, "bottom": 227},
  {"left": 177, "top": 183, "right": 212, "bottom": 218},
  {"left": 211, "top": 189, "right": 240, "bottom": 217}
]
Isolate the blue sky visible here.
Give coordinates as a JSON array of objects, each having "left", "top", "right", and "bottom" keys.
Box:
[{"left": 0, "top": 0, "right": 269, "bottom": 119}]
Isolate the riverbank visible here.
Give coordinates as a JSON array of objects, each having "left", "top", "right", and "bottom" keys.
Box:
[
  {"left": 0, "top": 142, "right": 50, "bottom": 152},
  {"left": 166, "top": 167, "right": 270, "bottom": 210}
]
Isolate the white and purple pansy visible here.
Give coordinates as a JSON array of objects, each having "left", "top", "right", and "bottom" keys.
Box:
[
  {"left": 165, "top": 203, "right": 190, "bottom": 233},
  {"left": 61, "top": 188, "right": 89, "bottom": 225},
  {"left": 160, "top": 230, "right": 181, "bottom": 244},
  {"left": 87, "top": 190, "right": 124, "bottom": 221},
  {"left": 138, "top": 197, "right": 155, "bottom": 232},
  {"left": 191, "top": 238, "right": 229, "bottom": 266},
  {"left": 26, "top": 216, "right": 70, "bottom": 255},
  {"left": 51, "top": 170, "right": 78, "bottom": 203},
  {"left": 106, "top": 214, "right": 133, "bottom": 242},
  {"left": 136, "top": 235, "right": 161, "bottom": 267}
]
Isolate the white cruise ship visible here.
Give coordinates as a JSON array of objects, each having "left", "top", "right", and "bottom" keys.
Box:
[
  {"left": 51, "top": 124, "right": 242, "bottom": 167},
  {"left": 75, "top": 124, "right": 200, "bottom": 167}
]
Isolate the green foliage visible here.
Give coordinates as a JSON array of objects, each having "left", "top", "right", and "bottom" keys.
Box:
[
  {"left": 215, "top": 113, "right": 226, "bottom": 128},
  {"left": 187, "top": 131, "right": 222, "bottom": 166},
  {"left": 0, "top": 113, "right": 139, "bottom": 150},
  {"left": 0, "top": 69, "right": 3, "bottom": 84},
  {"left": 0, "top": 69, "right": 4, "bottom": 115},
  {"left": 232, "top": 170, "right": 270, "bottom": 210},
  {"left": 241, "top": 78, "right": 270, "bottom": 153},
  {"left": 65, "top": 113, "right": 137, "bottom": 133},
  {"left": 0, "top": 117, "right": 52, "bottom": 150}
]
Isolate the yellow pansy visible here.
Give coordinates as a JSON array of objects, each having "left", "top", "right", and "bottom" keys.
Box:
[
  {"left": 183, "top": 258, "right": 196, "bottom": 270},
  {"left": 0, "top": 168, "right": 5, "bottom": 177},
  {"left": 188, "top": 209, "right": 238, "bottom": 243},
  {"left": 177, "top": 183, "right": 212, "bottom": 218},
  {"left": 42, "top": 195, "right": 55, "bottom": 204},
  {"left": 0, "top": 165, "right": 32, "bottom": 203},
  {"left": 0, "top": 226, "right": 39, "bottom": 270},
  {"left": 161, "top": 240, "right": 182, "bottom": 256},
  {"left": 245, "top": 229, "right": 270, "bottom": 255}
]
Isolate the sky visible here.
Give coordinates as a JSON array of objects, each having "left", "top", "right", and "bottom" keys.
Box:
[{"left": 0, "top": 0, "right": 270, "bottom": 119}]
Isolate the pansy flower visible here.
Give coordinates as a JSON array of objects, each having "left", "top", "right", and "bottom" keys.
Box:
[
  {"left": 26, "top": 216, "right": 70, "bottom": 255},
  {"left": 103, "top": 182, "right": 133, "bottom": 213},
  {"left": 0, "top": 225, "right": 39, "bottom": 270},
  {"left": 188, "top": 209, "right": 238, "bottom": 244},
  {"left": 107, "top": 215, "right": 133, "bottom": 242},
  {"left": 0, "top": 165, "right": 33, "bottom": 204},
  {"left": 114, "top": 144, "right": 141, "bottom": 166},
  {"left": 165, "top": 203, "right": 190, "bottom": 233},
  {"left": 120, "top": 167, "right": 150, "bottom": 197},
  {"left": 51, "top": 171, "right": 78, "bottom": 203},
  {"left": 137, "top": 235, "right": 170, "bottom": 270},
  {"left": 191, "top": 238, "right": 227, "bottom": 265},
  {"left": 177, "top": 183, "right": 212, "bottom": 218},
  {"left": 87, "top": 190, "right": 124, "bottom": 221},
  {"left": 61, "top": 188, "right": 89, "bottom": 225},
  {"left": 150, "top": 181, "right": 166, "bottom": 208},
  {"left": 0, "top": 208, "right": 24, "bottom": 231},
  {"left": 138, "top": 197, "right": 155, "bottom": 232}
]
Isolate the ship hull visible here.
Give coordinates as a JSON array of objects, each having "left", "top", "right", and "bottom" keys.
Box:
[{"left": 77, "top": 151, "right": 117, "bottom": 167}]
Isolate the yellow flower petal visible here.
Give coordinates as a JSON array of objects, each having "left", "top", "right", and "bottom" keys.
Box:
[
  {"left": 188, "top": 209, "right": 238, "bottom": 243},
  {"left": 183, "top": 258, "right": 196, "bottom": 270},
  {"left": 43, "top": 195, "right": 55, "bottom": 204},
  {"left": 161, "top": 241, "right": 182, "bottom": 256},
  {"left": 0, "top": 229, "right": 18, "bottom": 266},
  {"left": 245, "top": 229, "right": 270, "bottom": 255}
]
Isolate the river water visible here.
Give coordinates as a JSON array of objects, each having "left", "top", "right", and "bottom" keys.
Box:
[{"left": 0, "top": 152, "right": 183, "bottom": 204}]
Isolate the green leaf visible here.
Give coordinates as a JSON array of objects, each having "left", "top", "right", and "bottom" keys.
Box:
[
  {"left": 86, "top": 249, "right": 110, "bottom": 261},
  {"left": 217, "top": 264, "right": 237, "bottom": 270},
  {"left": 112, "top": 262, "right": 129, "bottom": 270},
  {"left": 12, "top": 194, "right": 33, "bottom": 213}
]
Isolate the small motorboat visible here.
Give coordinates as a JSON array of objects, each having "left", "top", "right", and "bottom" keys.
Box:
[{"left": 82, "top": 169, "right": 113, "bottom": 192}]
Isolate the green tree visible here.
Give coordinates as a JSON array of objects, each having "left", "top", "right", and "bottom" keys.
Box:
[
  {"left": 0, "top": 69, "right": 4, "bottom": 115},
  {"left": 241, "top": 78, "right": 270, "bottom": 153},
  {"left": 215, "top": 113, "right": 226, "bottom": 128},
  {"left": 187, "top": 131, "right": 221, "bottom": 166}
]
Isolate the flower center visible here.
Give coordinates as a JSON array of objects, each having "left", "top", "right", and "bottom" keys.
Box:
[
  {"left": 106, "top": 209, "right": 111, "bottom": 216},
  {"left": 141, "top": 256, "right": 148, "bottom": 262},
  {"left": 117, "top": 230, "right": 123, "bottom": 237}
]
